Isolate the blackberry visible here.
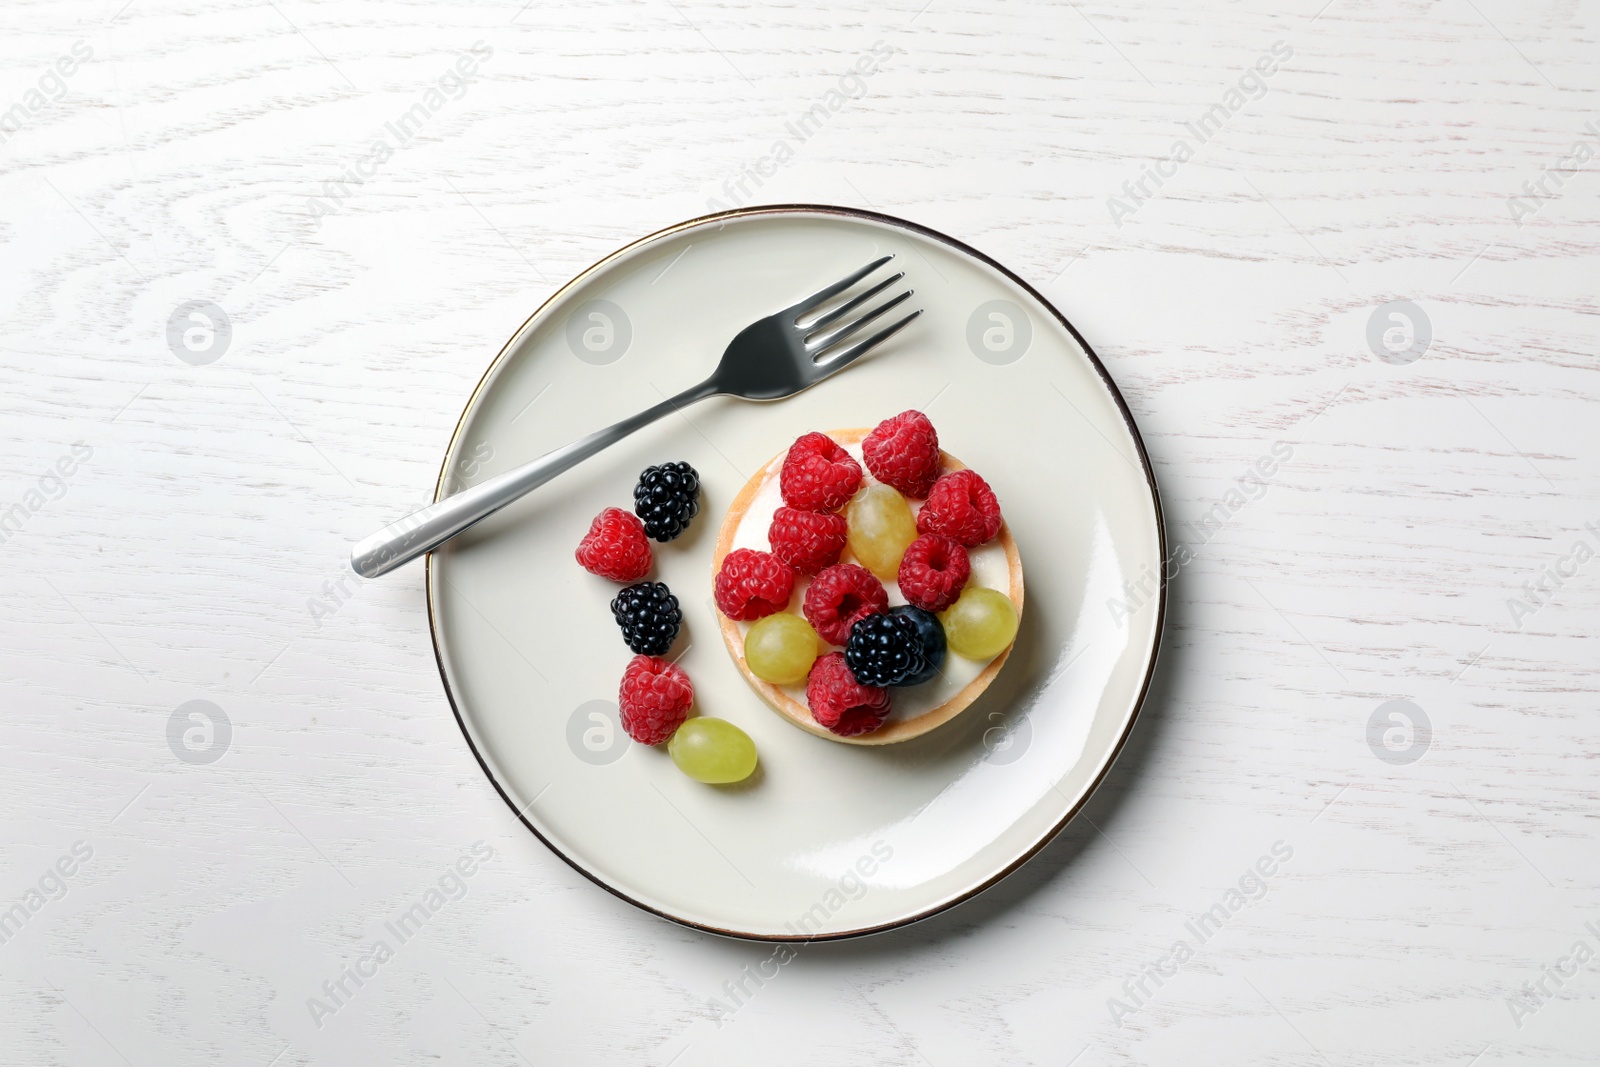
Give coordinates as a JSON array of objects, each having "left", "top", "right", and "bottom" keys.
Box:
[
  {"left": 844, "top": 607, "right": 944, "bottom": 688},
  {"left": 633, "top": 461, "right": 701, "bottom": 542},
  {"left": 610, "top": 581, "right": 682, "bottom": 656}
]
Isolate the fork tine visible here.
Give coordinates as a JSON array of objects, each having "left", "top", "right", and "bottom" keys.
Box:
[
  {"left": 813, "top": 308, "right": 922, "bottom": 375},
  {"left": 791, "top": 255, "right": 894, "bottom": 321},
  {"left": 804, "top": 272, "right": 904, "bottom": 332},
  {"left": 808, "top": 289, "right": 914, "bottom": 352}
]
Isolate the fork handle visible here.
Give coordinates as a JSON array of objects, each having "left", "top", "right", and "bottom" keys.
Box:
[{"left": 350, "top": 379, "right": 718, "bottom": 578}]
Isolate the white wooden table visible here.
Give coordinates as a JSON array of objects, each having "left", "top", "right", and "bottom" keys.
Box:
[{"left": 3, "top": 0, "right": 1597, "bottom": 1063}]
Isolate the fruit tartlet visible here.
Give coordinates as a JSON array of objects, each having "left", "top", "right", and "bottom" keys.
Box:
[{"left": 712, "top": 411, "right": 1023, "bottom": 745}]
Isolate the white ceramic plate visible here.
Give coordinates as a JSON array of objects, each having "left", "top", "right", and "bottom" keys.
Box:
[{"left": 427, "top": 206, "right": 1165, "bottom": 940}]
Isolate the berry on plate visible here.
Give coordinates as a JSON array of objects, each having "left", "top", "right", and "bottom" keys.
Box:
[
  {"left": 768, "top": 506, "right": 848, "bottom": 575},
  {"left": 669, "top": 717, "right": 758, "bottom": 784},
  {"left": 780, "top": 431, "right": 862, "bottom": 511},
  {"left": 806, "top": 652, "right": 891, "bottom": 737},
  {"left": 916, "top": 469, "right": 1003, "bottom": 547},
  {"left": 803, "top": 562, "right": 889, "bottom": 646},
  {"left": 713, "top": 548, "right": 796, "bottom": 621},
  {"left": 576, "top": 507, "right": 653, "bottom": 582},
  {"left": 863, "top": 410, "right": 941, "bottom": 498},
  {"left": 898, "top": 533, "right": 970, "bottom": 613},
  {"left": 618, "top": 655, "right": 693, "bottom": 745},
  {"left": 610, "top": 581, "right": 682, "bottom": 656},
  {"left": 634, "top": 461, "right": 701, "bottom": 542},
  {"left": 844, "top": 609, "right": 943, "bottom": 688}
]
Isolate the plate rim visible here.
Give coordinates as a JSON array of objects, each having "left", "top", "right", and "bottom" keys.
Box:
[{"left": 423, "top": 203, "right": 1169, "bottom": 941}]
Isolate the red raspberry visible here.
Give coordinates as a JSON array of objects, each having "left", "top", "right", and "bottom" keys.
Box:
[
  {"left": 714, "top": 548, "right": 795, "bottom": 620},
  {"left": 575, "top": 507, "right": 652, "bottom": 582},
  {"left": 768, "top": 506, "right": 847, "bottom": 575},
  {"left": 803, "top": 563, "right": 888, "bottom": 646},
  {"left": 618, "top": 655, "right": 693, "bottom": 745},
  {"left": 806, "top": 652, "right": 890, "bottom": 737},
  {"left": 863, "top": 410, "right": 941, "bottom": 499},
  {"left": 898, "top": 533, "right": 970, "bottom": 612},
  {"left": 916, "top": 469, "right": 1003, "bottom": 546},
  {"left": 780, "top": 432, "right": 862, "bottom": 511}
]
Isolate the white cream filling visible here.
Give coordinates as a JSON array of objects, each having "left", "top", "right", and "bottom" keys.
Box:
[{"left": 728, "top": 439, "right": 1012, "bottom": 723}]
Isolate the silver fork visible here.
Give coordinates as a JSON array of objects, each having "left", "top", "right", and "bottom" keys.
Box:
[{"left": 351, "top": 256, "right": 919, "bottom": 578}]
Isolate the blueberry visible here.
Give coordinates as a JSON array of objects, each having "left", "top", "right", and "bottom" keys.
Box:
[{"left": 889, "top": 605, "right": 945, "bottom": 685}]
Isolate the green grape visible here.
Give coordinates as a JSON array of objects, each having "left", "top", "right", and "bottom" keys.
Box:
[
  {"left": 669, "top": 718, "right": 758, "bottom": 784},
  {"left": 744, "top": 613, "right": 820, "bottom": 685},
  {"left": 846, "top": 483, "right": 917, "bottom": 580},
  {"left": 940, "top": 586, "right": 1019, "bottom": 660}
]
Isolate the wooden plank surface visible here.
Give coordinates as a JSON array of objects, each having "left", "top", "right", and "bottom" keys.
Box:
[{"left": 1, "top": 0, "right": 1597, "bottom": 1062}]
